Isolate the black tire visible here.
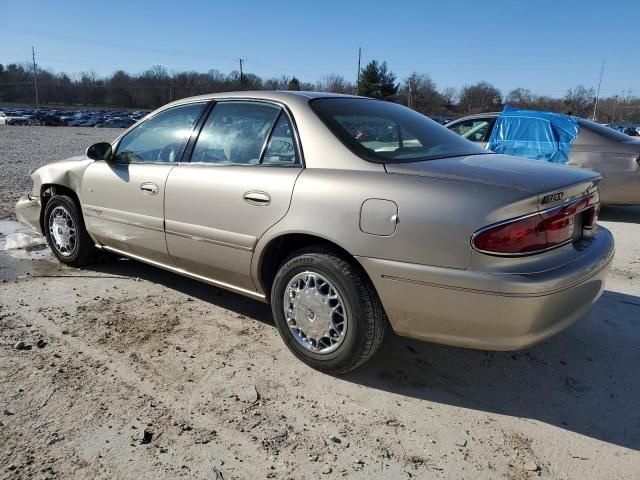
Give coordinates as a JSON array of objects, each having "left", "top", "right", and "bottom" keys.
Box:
[
  {"left": 43, "top": 194, "right": 97, "bottom": 267},
  {"left": 271, "top": 246, "right": 387, "bottom": 374}
]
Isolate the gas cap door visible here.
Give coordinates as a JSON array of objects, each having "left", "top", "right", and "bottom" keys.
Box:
[{"left": 359, "top": 199, "right": 398, "bottom": 236}]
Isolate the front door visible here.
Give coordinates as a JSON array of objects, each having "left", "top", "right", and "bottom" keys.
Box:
[
  {"left": 81, "top": 102, "right": 207, "bottom": 263},
  {"left": 164, "top": 101, "right": 302, "bottom": 293}
]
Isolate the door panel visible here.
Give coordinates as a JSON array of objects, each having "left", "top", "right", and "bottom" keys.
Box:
[
  {"left": 164, "top": 165, "right": 301, "bottom": 291},
  {"left": 81, "top": 162, "right": 175, "bottom": 263}
]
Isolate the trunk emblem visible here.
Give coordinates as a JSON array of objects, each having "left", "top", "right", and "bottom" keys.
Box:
[{"left": 542, "top": 192, "right": 564, "bottom": 204}]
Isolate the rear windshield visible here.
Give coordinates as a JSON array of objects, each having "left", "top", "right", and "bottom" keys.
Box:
[{"left": 310, "top": 98, "right": 486, "bottom": 163}]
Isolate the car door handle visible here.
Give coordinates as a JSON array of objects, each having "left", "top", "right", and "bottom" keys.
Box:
[
  {"left": 243, "top": 191, "right": 271, "bottom": 206},
  {"left": 140, "top": 182, "right": 159, "bottom": 195}
]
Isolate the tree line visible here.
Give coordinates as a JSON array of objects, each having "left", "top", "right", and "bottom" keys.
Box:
[{"left": 0, "top": 60, "right": 638, "bottom": 122}]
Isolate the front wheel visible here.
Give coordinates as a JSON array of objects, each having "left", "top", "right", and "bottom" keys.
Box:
[
  {"left": 271, "top": 247, "right": 387, "bottom": 374},
  {"left": 44, "top": 195, "right": 97, "bottom": 267}
]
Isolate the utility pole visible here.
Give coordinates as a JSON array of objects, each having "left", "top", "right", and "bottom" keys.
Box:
[
  {"left": 592, "top": 59, "right": 605, "bottom": 121},
  {"left": 239, "top": 58, "right": 245, "bottom": 91},
  {"left": 408, "top": 76, "right": 413, "bottom": 109},
  {"left": 356, "top": 47, "right": 361, "bottom": 96},
  {"left": 31, "top": 46, "right": 39, "bottom": 110}
]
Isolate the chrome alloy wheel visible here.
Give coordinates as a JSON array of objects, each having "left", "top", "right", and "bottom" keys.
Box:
[
  {"left": 48, "top": 206, "right": 77, "bottom": 257},
  {"left": 284, "top": 271, "right": 348, "bottom": 354}
]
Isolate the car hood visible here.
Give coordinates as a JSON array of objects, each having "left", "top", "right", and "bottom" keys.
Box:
[{"left": 384, "top": 153, "right": 601, "bottom": 194}]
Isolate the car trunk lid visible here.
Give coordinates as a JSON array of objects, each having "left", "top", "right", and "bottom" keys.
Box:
[
  {"left": 386, "top": 153, "right": 600, "bottom": 191},
  {"left": 385, "top": 153, "right": 602, "bottom": 208}
]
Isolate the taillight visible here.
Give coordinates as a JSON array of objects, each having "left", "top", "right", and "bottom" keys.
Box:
[{"left": 472, "top": 194, "right": 599, "bottom": 255}]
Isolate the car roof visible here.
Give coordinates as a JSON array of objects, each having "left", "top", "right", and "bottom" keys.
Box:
[{"left": 165, "top": 90, "right": 360, "bottom": 111}]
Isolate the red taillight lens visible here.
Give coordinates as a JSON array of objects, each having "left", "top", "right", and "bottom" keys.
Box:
[
  {"left": 473, "top": 194, "right": 599, "bottom": 255},
  {"left": 473, "top": 215, "right": 547, "bottom": 254}
]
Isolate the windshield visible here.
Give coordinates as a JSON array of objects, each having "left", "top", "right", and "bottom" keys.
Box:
[{"left": 310, "top": 98, "right": 486, "bottom": 163}]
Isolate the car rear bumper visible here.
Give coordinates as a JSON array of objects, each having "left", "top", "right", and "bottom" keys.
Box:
[
  {"left": 357, "top": 227, "right": 614, "bottom": 350},
  {"left": 15, "top": 195, "right": 43, "bottom": 234}
]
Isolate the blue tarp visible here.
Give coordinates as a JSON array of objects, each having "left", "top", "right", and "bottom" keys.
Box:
[{"left": 487, "top": 106, "right": 579, "bottom": 164}]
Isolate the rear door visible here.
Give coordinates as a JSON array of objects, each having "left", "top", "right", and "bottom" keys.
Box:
[
  {"left": 164, "top": 100, "right": 302, "bottom": 293},
  {"left": 81, "top": 102, "right": 207, "bottom": 263}
]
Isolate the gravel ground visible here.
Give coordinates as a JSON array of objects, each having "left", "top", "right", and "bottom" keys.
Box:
[
  {"left": 1, "top": 126, "right": 639, "bottom": 479},
  {"left": 0, "top": 126, "right": 125, "bottom": 219}
]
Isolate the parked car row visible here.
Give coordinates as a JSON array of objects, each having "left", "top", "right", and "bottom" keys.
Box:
[
  {"left": 0, "top": 107, "right": 149, "bottom": 128},
  {"left": 605, "top": 123, "right": 640, "bottom": 137}
]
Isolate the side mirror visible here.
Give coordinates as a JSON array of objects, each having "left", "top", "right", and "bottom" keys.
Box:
[{"left": 86, "top": 142, "right": 113, "bottom": 161}]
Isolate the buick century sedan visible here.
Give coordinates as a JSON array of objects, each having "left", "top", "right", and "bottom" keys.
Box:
[{"left": 16, "top": 92, "right": 614, "bottom": 373}]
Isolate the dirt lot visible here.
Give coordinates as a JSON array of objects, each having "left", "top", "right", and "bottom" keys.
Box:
[{"left": 1, "top": 126, "right": 639, "bottom": 479}]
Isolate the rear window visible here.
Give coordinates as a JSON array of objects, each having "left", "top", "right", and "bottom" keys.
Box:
[{"left": 310, "top": 98, "right": 486, "bottom": 163}]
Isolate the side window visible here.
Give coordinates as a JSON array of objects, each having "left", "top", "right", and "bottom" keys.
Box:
[
  {"left": 262, "top": 113, "right": 300, "bottom": 165},
  {"left": 191, "top": 102, "right": 280, "bottom": 165},
  {"left": 114, "top": 103, "right": 205, "bottom": 163},
  {"left": 449, "top": 119, "right": 492, "bottom": 142}
]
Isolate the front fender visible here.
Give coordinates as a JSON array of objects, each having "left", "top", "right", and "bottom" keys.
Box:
[{"left": 31, "top": 157, "right": 94, "bottom": 199}]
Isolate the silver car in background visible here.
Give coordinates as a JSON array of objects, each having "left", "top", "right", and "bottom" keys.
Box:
[
  {"left": 446, "top": 112, "right": 640, "bottom": 205},
  {"left": 16, "top": 92, "right": 614, "bottom": 373}
]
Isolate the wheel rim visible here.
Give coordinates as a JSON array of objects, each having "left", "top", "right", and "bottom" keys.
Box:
[
  {"left": 283, "top": 271, "right": 348, "bottom": 354},
  {"left": 48, "top": 206, "right": 77, "bottom": 257}
]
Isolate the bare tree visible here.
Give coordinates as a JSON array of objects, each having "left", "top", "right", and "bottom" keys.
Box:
[
  {"left": 441, "top": 87, "right": 458, "bottom": 109},
  {"left": 564, "top": 85, "right": 595, "bottom": 117},
  {"left": 317, "top": 74, "right": 354, "bottom": 94},
  {"left": 505, "top": 88, "right": 535, "bottom": 108},
  {"left": 458, "top": 82, "right": 502, "bottom": 114},
  {"left": 399, "top": 72, "right": 443, "bottom": 114}
]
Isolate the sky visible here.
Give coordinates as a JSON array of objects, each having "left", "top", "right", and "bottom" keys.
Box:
[{"left": 1, "top": 0, "right": 638, "bottom": 98}]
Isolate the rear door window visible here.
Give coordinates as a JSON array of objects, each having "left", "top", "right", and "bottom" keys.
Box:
[
  {"left": 191, "top": 102, "right": 280, "bottom": 165},
  {"left": 262, "top": 113, "right": 300, "bottom": 166}
]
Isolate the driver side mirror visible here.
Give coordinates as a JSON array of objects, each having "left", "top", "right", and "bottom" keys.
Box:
[{"left": 86, "top": 142, "right": 113, "bottom": 161}]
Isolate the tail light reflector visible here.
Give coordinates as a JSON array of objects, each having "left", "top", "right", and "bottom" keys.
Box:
[{"left": 472, "top": 194, "right": 599, "bottom": 255}]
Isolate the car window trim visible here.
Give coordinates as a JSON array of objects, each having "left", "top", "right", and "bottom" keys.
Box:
[
  {"left": 258, "top": 110, "right": 283, "bottom": 164},
  {"left": 259, "top": 111, "right": 302, "bottom": 166},
  {"left": 181, "top": 98, "right": 305, "bottom": 168},
  {"left": 109, "top": 100, "right": 210, "bottom": 165}
]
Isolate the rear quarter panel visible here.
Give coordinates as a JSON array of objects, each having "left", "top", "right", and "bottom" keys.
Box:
[{"left": 253, "top": 168, "right": 539, "bottom": 289}]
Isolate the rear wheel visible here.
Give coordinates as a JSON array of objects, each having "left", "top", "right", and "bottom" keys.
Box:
[
  {"left": 271, "top": 247, "right": 387, "bottom": 374},
  {"left": 44, "top": 195, "right": 97, "bottom": 267}
]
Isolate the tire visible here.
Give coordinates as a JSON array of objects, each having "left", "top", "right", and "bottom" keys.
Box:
[
  {"left": 271, "top": 246, "right": 387, "bottom": 374},
  {"left": 44, "top": 194, "right": 97, "bottom": 267}
]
